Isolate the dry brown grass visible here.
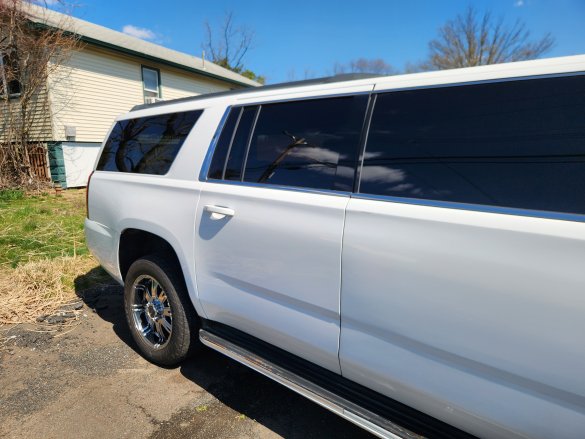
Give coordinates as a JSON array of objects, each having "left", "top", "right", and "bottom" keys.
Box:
[{"left": 0, "top": 255, "right": 99, "bottom": 325}]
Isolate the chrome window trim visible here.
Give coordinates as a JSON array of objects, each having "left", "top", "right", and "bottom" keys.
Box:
[
  {"left": 351, "top": 193, "right": 585, "bottom": 224},
  {"left": 203, "top": 178, "right": 352, "bottom": 198},
  {"left": 199, "top": 106, "right": 232, "bottom": 181}
]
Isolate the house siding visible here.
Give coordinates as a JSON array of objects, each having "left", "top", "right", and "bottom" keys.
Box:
[
  {"left": 0, "top": 87, "right": 53, "bottom": 143},
  {"left": 161, "top": 69, "right": 231, "bottom": 100},
  {"left": 49, "top": 45, "right": 144, "bottom": 143},
  {"left": 48, "top": 44, "right": 234, "bottom": 143}
]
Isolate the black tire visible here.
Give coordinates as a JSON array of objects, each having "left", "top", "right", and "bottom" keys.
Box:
[{"left": 124, "top": 254, "right": 200, "bottom": 366}]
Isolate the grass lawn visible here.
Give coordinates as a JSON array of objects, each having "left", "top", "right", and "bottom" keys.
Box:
[
  {"left": 0, "top": 189, "right": 89, "bottom": 268},
  {"left": 0, "top": 189, "right": 109, "bottom": 325}
]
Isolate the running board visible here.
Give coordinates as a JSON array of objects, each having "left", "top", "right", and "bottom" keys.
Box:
[{"left": 199, "top": 329, "right": 422, "bottom": 439}]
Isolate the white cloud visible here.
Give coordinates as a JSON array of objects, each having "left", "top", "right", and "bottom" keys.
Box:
[
  {"left": 122, "top": 24, "right": 157, "bottom": 41},
  {"left": 514, "top": 0, "right": 525, "bottom": 7}
]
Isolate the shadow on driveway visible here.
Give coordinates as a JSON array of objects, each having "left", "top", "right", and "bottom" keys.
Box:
[{"left": 74, "top": 268, "right": 374, "bottom": 438}]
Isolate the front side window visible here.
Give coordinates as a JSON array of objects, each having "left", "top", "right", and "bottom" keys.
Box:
[
  {"left": 142, "top": 66, "right": 160, "bottom": 102},
  {"left": 97, "top": 110, "right": 202, "bottom": 175},
  {"left": 242, "top": 95, "right": 368, "bottom": 191},
  {"left": 360, "top": 75, "right": 585, "bottom": 216}
]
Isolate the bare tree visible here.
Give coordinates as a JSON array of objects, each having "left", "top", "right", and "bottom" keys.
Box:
[
  {"left": 0, "top": 0, "right": 79, "bottom": 188},
  {"left": 422, "top": 7, "right": 554, "bottom": 70},
  {"left": 333, "top": 58, "right": 396, "bottom": 76},
  {"left": 203, "top": 11, "right": 252, "bottom": 72},
  {"left": 202, "top": 11, "right": 264, "bottom": 83}
]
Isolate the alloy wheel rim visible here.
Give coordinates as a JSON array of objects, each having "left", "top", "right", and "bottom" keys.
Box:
[{"left": 131, "top": 275, "right": 172, "bottom": 349}]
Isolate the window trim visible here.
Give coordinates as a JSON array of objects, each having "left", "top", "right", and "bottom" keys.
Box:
[
  {"left": 141, "top": 65, "right": 162, "bottom": 101},
  {"left": 200, "top": 72, "right": 585, "bottom": 223},
  {"left": 351, "top": 192, "right": 585, "bottom": 224},
  {"left": 202, "top": 175, "right": 585, "bottom": 223},
  {"left": 206, "top": 177, "right": 352, "bottom": 198}
]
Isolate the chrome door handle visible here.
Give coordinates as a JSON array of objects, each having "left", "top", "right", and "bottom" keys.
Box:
[{"left": 204, "top": 204, "right": 235, "bottom": 220}]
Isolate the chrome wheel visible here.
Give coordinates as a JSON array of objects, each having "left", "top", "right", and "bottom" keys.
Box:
[{"left": 131, "top": 275, "right": 172, "bottom": 349}]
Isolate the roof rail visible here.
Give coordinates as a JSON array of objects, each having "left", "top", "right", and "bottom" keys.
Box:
[{"left": 131, "top": 73, "right": 382, "bottom": 111}]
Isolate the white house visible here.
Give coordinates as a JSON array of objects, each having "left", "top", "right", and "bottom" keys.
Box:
[{"left": 10, "top": 5, "right": 259, "bottom": 187}]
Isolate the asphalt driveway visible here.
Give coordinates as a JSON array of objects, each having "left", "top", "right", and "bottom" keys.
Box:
[{"left": 0, "top": 281, "right": 375, "bottom": 439}]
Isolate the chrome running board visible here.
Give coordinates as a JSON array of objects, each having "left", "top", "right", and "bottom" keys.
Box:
[{"left": 199, "top": 329, "right": 423, "bottom": 439}]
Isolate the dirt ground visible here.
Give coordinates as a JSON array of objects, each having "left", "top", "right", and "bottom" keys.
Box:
[{"left": 0, "top": 281, "right": 375, "bottom": 439}]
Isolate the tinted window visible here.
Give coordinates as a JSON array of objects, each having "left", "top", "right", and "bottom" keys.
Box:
[
  {"left": 208, "top": 108, "right": 240, "bottom": 179},
  {"left": 243, "top": 95, "right": 368, "bottom": 191},
  {"left": 97, "top": 110, "right": 202, "bottom": 175},
  {"left": 225, "top": 106, "right": 258, "bottom": 181},
  {"left": 361, "top": 75, "right": 585, "bottom": 216}
]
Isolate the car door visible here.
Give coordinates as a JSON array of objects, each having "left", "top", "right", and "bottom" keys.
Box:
[
  {"left": 195, "top": 93, "right": 370, "bottom": 373},
  {"left": 339, "top": 75, "right": 585, "bottom": 438}
]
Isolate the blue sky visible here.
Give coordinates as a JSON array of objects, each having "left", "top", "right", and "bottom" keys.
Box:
[{"left": 65, "top": 0, "right": 585, "bottom": 84}]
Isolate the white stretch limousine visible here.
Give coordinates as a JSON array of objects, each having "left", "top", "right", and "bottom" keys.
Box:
[{"left": 85, "top": 55, "right": 585, "bottom": 439}]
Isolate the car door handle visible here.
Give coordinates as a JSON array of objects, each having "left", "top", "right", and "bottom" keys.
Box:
[{"left": 204, "top": 205, "right": 235, "bottom": 220}]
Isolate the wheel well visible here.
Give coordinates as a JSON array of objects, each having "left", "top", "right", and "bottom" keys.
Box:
[{"left": 118, "top": 229, "right": 181, "bottom": 281}]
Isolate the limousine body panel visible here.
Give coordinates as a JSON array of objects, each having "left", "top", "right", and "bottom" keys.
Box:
[
  {"left": 86, "top": 171, "right": 207, "bottom": 317},
  {"left": 85, "top": 54, "right": 585, "bottom": 438},
  {"left": 194, "top": 180, "right": 349, "bottom": 374},
  {"left": 341, "top": 197, "right": 585, "bottom": 438}
]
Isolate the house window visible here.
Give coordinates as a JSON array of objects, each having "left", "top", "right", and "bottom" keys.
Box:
[
  {"left": 142, "top": 66, "right": 160, "bottom": 103},
  {"left": 0, "top": 52, "right": 22, "bottom": 98}
]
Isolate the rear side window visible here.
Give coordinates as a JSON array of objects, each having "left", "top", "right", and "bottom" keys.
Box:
[
  {"left": 97, "top": 110, "right": 202, "bottom": 175},
  {"left": 243, "top": 95, "right": 368, "bottom": 191},
  {"left": 360, "top": 75, "right": 585, "bottom": 216}
]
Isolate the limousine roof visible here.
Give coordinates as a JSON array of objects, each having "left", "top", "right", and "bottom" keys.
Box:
[{"left": 131, "top": 54, "right": 585, "bottom": 114}]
